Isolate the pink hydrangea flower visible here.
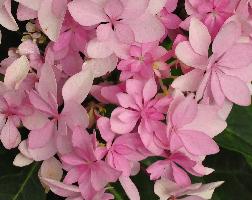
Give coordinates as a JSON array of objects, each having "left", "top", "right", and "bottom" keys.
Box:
[
  {"left": 110, "top": 78, "right": 172, "bottom": 154},
  {"left": 68, "top": 0, "right": 165, "bottom": 58},
  {"left": 117, "top": 42, "right": 171, "bottom": 80},
  {"left": 182, "top": 0, "right": 240, "bottom": 38},
  {"left": 173, "top": 18, "right": 252, "bottom": 106},
  {"left": 167, "top": 94, "right": 221, "bottom": 156},
  {"left": 61, "top": 126, "right": 121, "bottom": 199}
]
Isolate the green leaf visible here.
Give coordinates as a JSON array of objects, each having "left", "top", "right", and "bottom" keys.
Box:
[
  {"left": 0, "top": 145, "right": 46, "bottom": 200},
  {"left": 216, "top": 105, "right": 252, "bottom": 167},
  {"left": 203, "top": 149, "right": 252, "bottom": 200}
]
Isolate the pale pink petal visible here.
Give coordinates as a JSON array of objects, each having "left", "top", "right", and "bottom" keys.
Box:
[
  {"left": 147, "top": 0, "right": 166, "bottom": 14},
  {"left": 29, "top": 138, "right": 57, "bottom": 161},
  {"left": 189, "top": 18, "right": 211, "bottom": 56},
  {"left": 84, "top": 54, "right": 118, "bottom": 78},
  {"left": 218, "top": 43, "right": 252, "bottom": 68},
  {"left": 211, "top": 70, "right": 225, "bottom": 106},
  {"left": 212, "top": 21, "right": 241, "bottom": 58},
  {"left": 188, "top": 181, "right": 224, "bottom": 199},
  {"left": 38, "top": 0, "right": 67, "bottom": 41},
  {"left": 17, "top": 4, "right": 37, "bottom": 21},
  {"left": 61, "top": 101, "right": 89, "bottom": 130},
  {"left": 0, "top": 0, "right": 18, "bottom": 31},
  {"left": 172, "top": 95, "right": 197, "bottom": 128},
  {"left": 104, "top": 0, "right": 123, "bottom": 19},
  {"left": 119, "top": 176, "right": 140, "bottom": 200},
  {"left": 22, "top": 110, "right": 49, "bottom": 130},
  {"left": 172, "top": 69, "right": 204, "bottom": 92},
  {"left": 41, "top": 178, "right": 80, "bottom": 197},
  {"left": 175, "top": 41, "right": 207, "bottom": 69},
  {"left": 39, "top": 157, "right": 63, "bottom": 182},
  {"left": 183, "top": 104, "right": 227, "bottom": 138},
  {"left": 87, "top": 39, "right": 113, "bottom": 58},
  {"left": 13, "top": 153, "right": 33, "bottom": 167},
  {"left": 179, "top": 130, "right": 219, "bottom": 156},
  {"left": 110, "top": 108, "right": 139, "bottom": 134},
  {"left": 121, "top": 0, "right": 149, "bottom": 19},
  {"left": 37, "top": 64, "right": 57, "bottom": 105},
  {"left": 68, "top": 0, "right": 108, "bottom": 26},
  {"left": 28, "top": 120, "right": 55, "bottom": 149},
  {"left": 1, "top": 118, "right": 21, "bottom": 149},
  {"left": 62, "top": 67, "right": 94, "bottom": 104},
  {"left": 15, "top": 0, "right": 42, "bottom": 10},
  {"left": 129, "top": 13, "right": 165, "bottom": 43},
  {"left": 4, "top": 55, "right": 30, "bottom": 89},
  {"left": 218, "top": 73, "right": 251, "bottom": 106},
  {"left": 115, "top": 23, "right": 135, "bottom": 44}
]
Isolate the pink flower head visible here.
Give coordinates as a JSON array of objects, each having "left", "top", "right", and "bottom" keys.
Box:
[
  {"left": 182, "top": 0, "right": 240, "bottom": 38},
  {"left": 173, "top": 18, "right": 252, "bottom": 106},
  {"left": 61, "top": 127, "right": 121, "bottom": 199},
  {"left": 98, "top": 117, "right": 149, "bottom": 200},
  {"left": 110, "top": 78, "right": 172, "bottom": 154},
  {"left": 154, "top": 178, "right": 224, "bottom": 200},
  {"left": 0, "top": 90, "right": 31, "bottom": 149},
  {"left": 68, "top": 0, "right": 165, "bottom": 58},
  {"left": 147, "top": 151, "right": 197, "bottom": 186},
  {"left": 118, "top": 42, "right": 171, "bottom": 80},
  {"left": 167, "top": 94, "right": 221, "bottom": 156}
]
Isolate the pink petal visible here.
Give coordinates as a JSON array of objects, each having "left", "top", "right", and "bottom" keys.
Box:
[
  {"left": 40, "top": 157, "right": 63, "bottom": 181},
  {"left": 212, "top": 21, "right": 241, "bottom": 58},
  {"left": 183, "top": 104, "right": 227, "bottom": 138},
  {"left": 13, "top": 153, "right": 33, "bottom": 167},
  {"left": 62, "top": 68, "right": 94, "bottom": 104},
  {"left": 37, "top": 64, "right": 57, "bottom": 106},
  {"left": 179, "top": 130, "right": 219, "bottom": 156},
  {"left": 129, "top": 13, "right": 165, "bottom": 43},
  {"left": 15, "top": 0, "right": 42, "bottom": 10},
  {"left": 91, "top": 160, "right": 121, "bottom": 190},
  {"left": 115, "top": 23, "right": 135, "bottom": 44},
  {"left": 218, "top": 73, "right": 251, "bottom": 106},
  {"left": 171, "top": 162, "right": 191, "bottom": 186},
  {"left": 143, "top": 78, "right": 157, "bottom": 103},
  {"left": 172, "top": 95, "right": 198, "bottom": 128},
  {"left": 87, "top": 39, "right": 114, "bottom": 58},
  {"left": 38, "top": 0, "right": 67, "bottom": 41},
  {"left": 97, "top": 117, "right": 115, "bottom": 142},
  {"left": 68, "top": 0, "right": 108, "bottom": 26},
  {"left": 17, "top": 4, "right": 37, "bottom": 21},
  {"left": 110, "top": 108, "right": 139, "bottom": 134},
  {"left": 61, "top": 101, "right": 89, "bottom": 130},
  {"left": 4, "top": 55, "right": 30, "bottom": 89},
  {"left": 1, "top": 118, "right": 21, "bottom": 149},
  {"left": 104, "top": 0, "right": 123, "bottom": 19},
  {"left": 121, "top": 0, "right": 149, "bottom": 19},
  {"left": 0, "top": 0, "right": 18, "bottom": 31},
  {"left": 175, "top": 41, "right": 208, "bottom": 69},
  {"left": 218, "top": 43, "right": 252, "bottom": 68},
  {"left": 84, "top": 54, "right": 118, "bottom": 78},
  {"left": 41, "top": 178, "right": 80, "bottom": 197},
  {"left": 211, "top": 70, "right": 225, "bottom": 106},
  {"left": 147, "top": 0, "right": 166, "bottom": 14},
  {"left": 28, "top": 120, "right": 55, "bottom": 149},
  {"left": 172, "top": 69, "right": 204, "bottom": 92},
  {"left": 119, "top": 176, "right": 140, "bottom": 200},
  {"left": 189, "top": 18, "right": 211, "bottom": 56}
]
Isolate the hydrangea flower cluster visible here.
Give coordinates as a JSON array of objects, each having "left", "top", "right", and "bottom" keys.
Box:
[{"left": 0, "top": 0, "right": 252, "bottom": 199}]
